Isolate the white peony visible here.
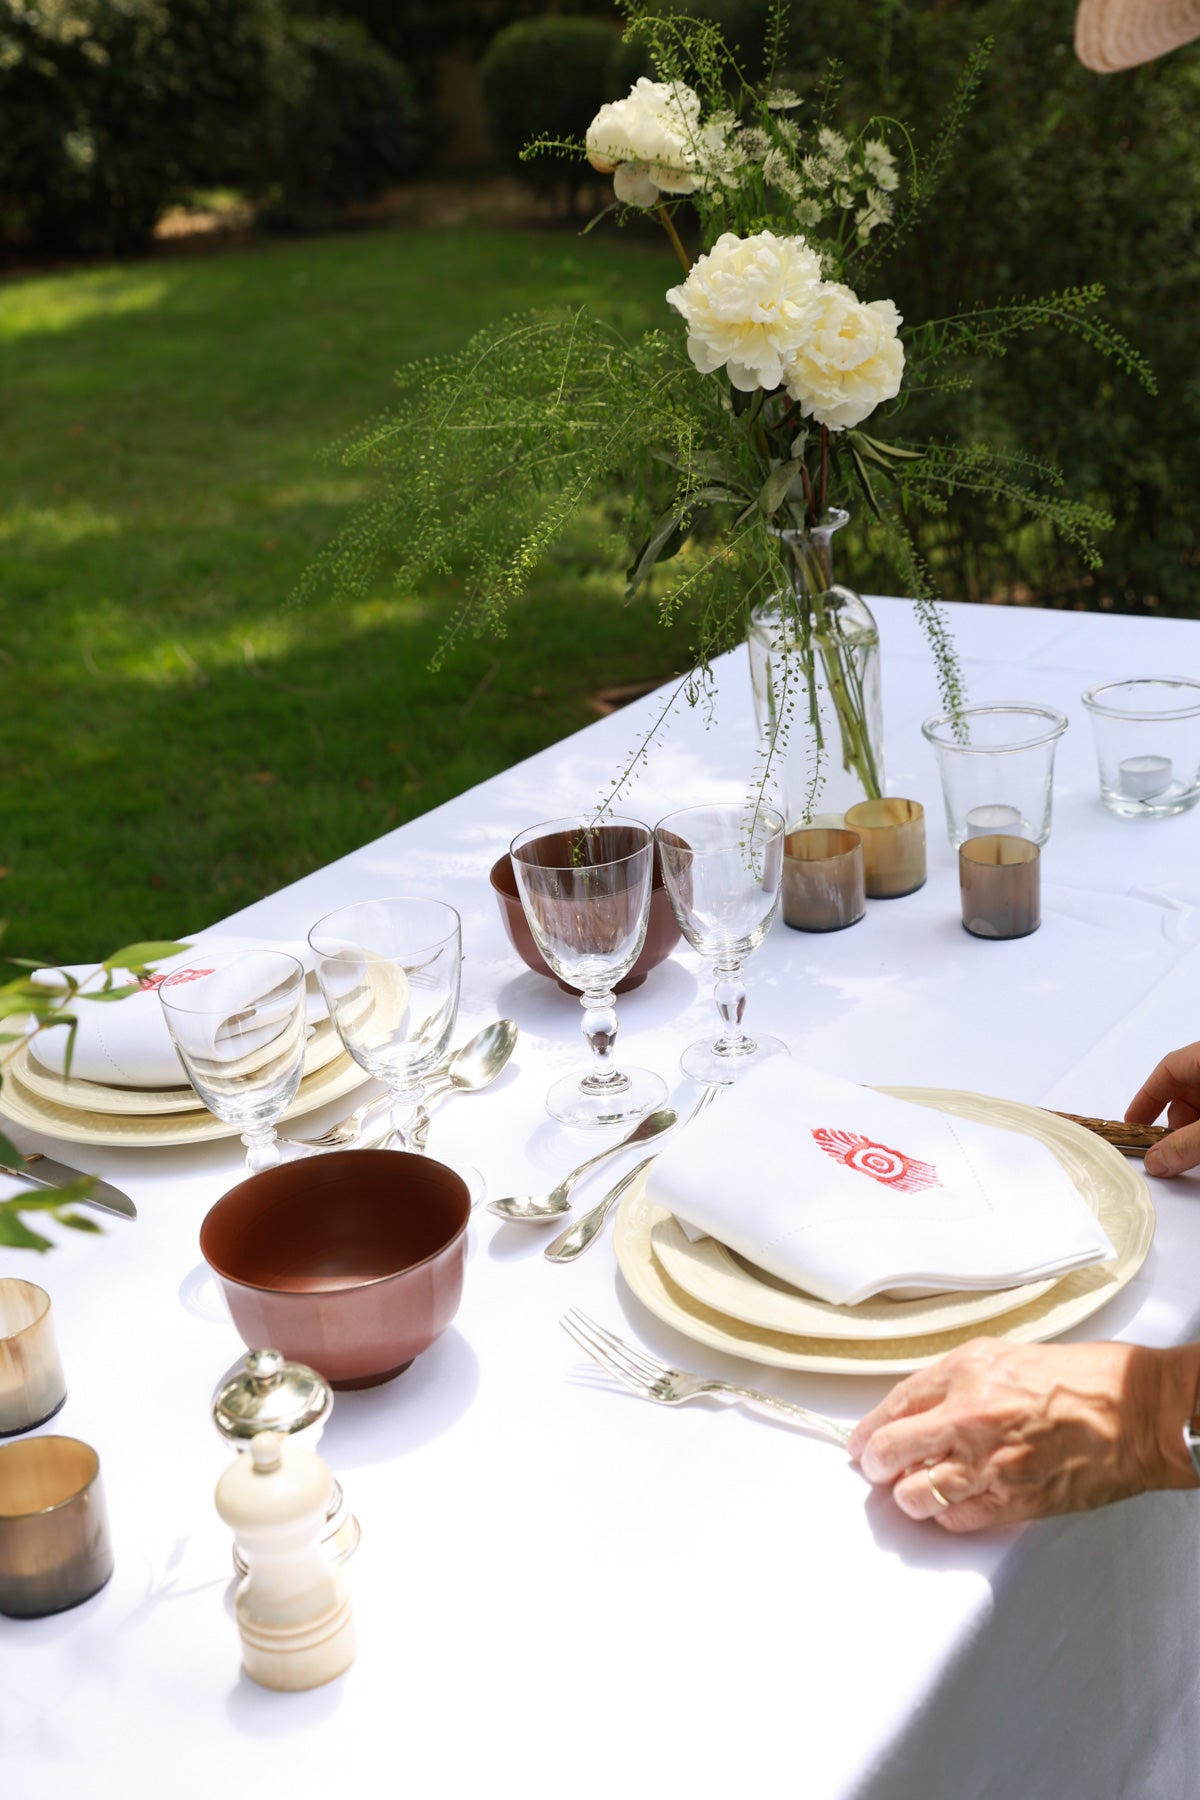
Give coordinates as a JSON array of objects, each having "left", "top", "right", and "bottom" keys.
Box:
[
  {"left": 783, "top": 282, "right": 905, "bottom": 431},
  {"left": 586, "top": 79, "right": 713, "bottom": 209},
  {"left": 666, "top": 230, "right": 824, "bottom": 393}
]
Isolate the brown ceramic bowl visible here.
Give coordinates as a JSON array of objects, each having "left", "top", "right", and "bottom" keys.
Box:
[
  {"left": 199, "top": 1151, "right": 470, "bottom": 1390},
  {"left": 490, "top": 847, "right": 682, "bottom": 994}
]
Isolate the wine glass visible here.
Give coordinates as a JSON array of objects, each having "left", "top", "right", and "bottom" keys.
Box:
[
  {"left": 511, "top": 816, "right": 666, "bottom": 1128},
  {"left": 655, "top": 801, "right": 788, "bottom": 1085},
  {"left": 159, "top": 950, "right": 308, "bottom": 1172},
  {"left": 307, "top": 896, "right": 474, "bottom": 1174}
]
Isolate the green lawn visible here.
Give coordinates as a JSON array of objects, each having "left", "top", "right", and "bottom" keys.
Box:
[{"left": 0, "top": 226, "right": 698, "bottom": 964}]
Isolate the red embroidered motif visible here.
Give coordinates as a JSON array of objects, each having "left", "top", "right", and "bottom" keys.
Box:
[
  {"left": 811, "top": 1128, "right": 941, "bottom": 1194},
  {"left": 140, "top": 968, "right": 214, "bottom": 992}
]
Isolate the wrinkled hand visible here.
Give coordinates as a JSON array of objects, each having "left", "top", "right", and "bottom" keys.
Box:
[
  {"left": 846, "top": 1338, "right": 1186, "bottom": 1532},
  {"left": 1127, "top": 1041, "right": 1200, "bottom": 1177}
]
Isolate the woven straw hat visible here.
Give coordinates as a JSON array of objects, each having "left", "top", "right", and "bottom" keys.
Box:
[{"left": 1076, "top": 0, "right": 1200, "bottom": 70}]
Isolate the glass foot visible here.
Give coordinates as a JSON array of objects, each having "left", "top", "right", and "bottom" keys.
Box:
[
  {"left": 545, "top": 1065, "right": 667, "bottom": 1129},
  {"left": 680, "top": 1034, "right": 789, "bottom": 1087}
]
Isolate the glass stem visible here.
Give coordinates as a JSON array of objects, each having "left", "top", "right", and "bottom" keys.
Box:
[
  {"left": 712, "top": 959, "right": 751, "bottom": 1056},
  {"left": 242, "top": 1126, "right": 281, "bottom": 1173},
  {"left": 578, "top": 986, "right": 631, "bottom": 1095},
  {"left": 386, "top": 1082, "right": 428, "bottom": 1151}
]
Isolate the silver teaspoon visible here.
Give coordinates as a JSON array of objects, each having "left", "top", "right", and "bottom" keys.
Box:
[{"left": 486, "top": 1107, "right": 679, "bottom": 1223}]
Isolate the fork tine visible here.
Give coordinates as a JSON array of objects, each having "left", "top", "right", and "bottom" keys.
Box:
[
  {"left": 560, "top": 1314, "right": 650, "bottom": 1395},
  {"left": 561, "top": 1310, "right": 648, "bottom": 1382},
  {"left": 567, "top": 1309, "right": 671, "bottom": 1383}
]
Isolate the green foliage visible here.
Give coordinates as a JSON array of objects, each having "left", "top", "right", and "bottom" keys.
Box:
[
  {"left": 0, "top": 0, "right": 291, "bottom": 255},
  {"left": 0, "top": 936, "right": 189, "bottom": 1249},
  {"left": 261, "top": 15, "right": 423, "bottom": 232},
  {"left": 768, "top": 0, "right": 1200, "bottom": 610},
  {"left": 479, "top": 16, "right": 622, "bottom": 208}
]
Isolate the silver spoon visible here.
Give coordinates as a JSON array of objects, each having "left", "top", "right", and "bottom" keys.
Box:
[
  {"left": 287, "top": 1020, "right": 517, "bottom": 1151},
  {"left": 487, "top": 1107, "right": 679, "bottom": 1223}
]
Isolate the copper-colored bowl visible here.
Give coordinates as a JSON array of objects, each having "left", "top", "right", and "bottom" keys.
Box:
[
  {"left": 489, "top": 849, "right": 681, "bottom": 994},
  {"left": 199, "top": 1151, "right": 470, "bottom": 1390}
]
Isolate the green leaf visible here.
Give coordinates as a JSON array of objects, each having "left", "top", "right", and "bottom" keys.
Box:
[
  {"left": 848, "top": 443, "right": 885, "bottom": 523},
  {"left": 626, "top": 502, "right": 702, "bottom": 594},
  {"left": 102, "top": 940, "right": 191, "bottom": 970},
  {"left": 58, "top": 1211, "right": 102, "bottom": 1234},
  {"left": 0, "top": 1127, "right": 23, "bottom": 1165},
  {"left": 80, "top": 984, "right": 142, "bottom": 1003},
  {"left": 0, "top": 1208, "right": 54, "bottom": 1252},
  {"left": 3, "top": 957, "right": 53, "bottom": 970},
  {"left": 853, "top": 431, "right": 926, "bottom": 463},
  {"left": 757, "top": 461, "right": 802, "bottom": 516}
]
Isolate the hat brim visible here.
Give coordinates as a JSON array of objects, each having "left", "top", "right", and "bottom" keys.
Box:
[{"left": 1076, "top": 0, "right": 1200, "bottom": 70}]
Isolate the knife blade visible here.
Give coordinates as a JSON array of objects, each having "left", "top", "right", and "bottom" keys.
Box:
[{"left": 0, "top": 1153, "right": 137, "bottom": 1220}]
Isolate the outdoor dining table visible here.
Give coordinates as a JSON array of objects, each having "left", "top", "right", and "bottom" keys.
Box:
[{"left": 4, "top": 595, "right": 1200, "bottom": 1800}]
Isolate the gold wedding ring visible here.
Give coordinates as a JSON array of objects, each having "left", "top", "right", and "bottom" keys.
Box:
[{"left": 925, "top": 1461, "right": 952, "bottom": 1509}]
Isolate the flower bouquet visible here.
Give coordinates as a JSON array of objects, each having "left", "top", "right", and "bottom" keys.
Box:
[{"left": 302, "top": 2, "right": 1152, "bottom": 820}]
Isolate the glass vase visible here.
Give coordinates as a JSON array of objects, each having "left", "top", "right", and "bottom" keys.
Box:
[{"left": 747, "top": 508, "right": 884, "bottom": 827}]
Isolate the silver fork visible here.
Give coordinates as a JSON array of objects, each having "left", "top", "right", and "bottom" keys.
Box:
[
  {"left": 562, "top": 1309, "right": 851, "bottom": 1446},
  {"left": 283, "top": 1094, "right": 387, "bottom": 1151}
]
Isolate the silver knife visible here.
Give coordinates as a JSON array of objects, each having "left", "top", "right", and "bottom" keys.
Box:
[{"left": 0, "top": 1153, "right": 137, "bottom": 1220}]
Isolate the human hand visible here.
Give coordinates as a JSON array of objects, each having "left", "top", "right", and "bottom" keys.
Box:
[
  {"left": 846, "top": 1338, "right": 1191, "bottom": 1532},
  {"left": 1127, "top": 1040, "right": 1200, "bottom": 1176}
]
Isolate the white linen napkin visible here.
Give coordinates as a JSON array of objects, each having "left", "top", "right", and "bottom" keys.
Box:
[
  {"left": 27, "top": 936, "right": 326, "bottom": 1090},
  {"left": 650, "top": 1061, "right": 1115, "bottom": 1306}
]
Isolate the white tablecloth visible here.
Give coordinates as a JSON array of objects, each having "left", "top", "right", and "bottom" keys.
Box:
[{"left": 4, "top": 598, "right": 1200, "bottom": 1800}]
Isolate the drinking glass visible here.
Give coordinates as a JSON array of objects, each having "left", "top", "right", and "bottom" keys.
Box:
[
  {"left": 510, "top": 817, "right": 666, "bottom": 1128},
  {"left": 308, "top": 897, "right": 461, "bottom": 1155},
  {"left": 921, "top": 705, "right": 1068, "bottom": 848},
  {"left": 655, "top": 802, "right": 787, "bottom": 1085},
  {"left": 159, "top": 950, "right": 308, "bottom": 1173}
]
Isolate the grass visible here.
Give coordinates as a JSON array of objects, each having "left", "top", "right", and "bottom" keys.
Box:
[{"left": 0, "top": 225, "right": 700, "bottom": 964}]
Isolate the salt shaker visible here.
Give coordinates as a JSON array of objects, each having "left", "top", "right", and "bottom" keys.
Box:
[
  {"left": 212, "top": 1348, "right": 359, "bottom": 1570},
  {"left": 215, "top": 1431, "right": 356, "bottom": 1691}
]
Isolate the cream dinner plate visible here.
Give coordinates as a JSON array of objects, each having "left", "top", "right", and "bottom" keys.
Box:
[
  {"left": 0, "top": 1049, "right": 368, "bottom": 1147},
  {"left": 613, "top": 1088, "right": 1155, "bottom": 1375},
  {"left": 10, "top": 1016, "right": 344, "bottom": 1117}
]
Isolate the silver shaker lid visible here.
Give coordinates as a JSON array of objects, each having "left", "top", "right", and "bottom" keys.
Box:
[{"left": 212, "top": 1347, "right": 332, "bottom": 1445}]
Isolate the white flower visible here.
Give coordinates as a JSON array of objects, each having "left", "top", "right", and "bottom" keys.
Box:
[
  {"left": 586, "top": 79, "right": 714, "bottom": 209},
  {"left": 864, "top": 139, "right": 900, "bottom": 193},
  {"left": 783, "top": 282, "right": 905, "bottom": 431},
  {"left": 766, "top": 86, "right": 801, "bottom": 111},
  {"left": 854, "top": 187, "right": 893, "bottom": 241},
  {"left": 666, "top": 230, "right": 824, "bottom": 393}
]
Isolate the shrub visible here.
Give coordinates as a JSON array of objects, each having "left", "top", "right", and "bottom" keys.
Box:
[
  {"left": 479, "top": 16, "right": 622, "bottom": 211},
  {"left": 262, "top": 16, "right": 423, "bottom": 233},
  {"left": 0, "top": 0, "right": 289, "bottom": 256}
]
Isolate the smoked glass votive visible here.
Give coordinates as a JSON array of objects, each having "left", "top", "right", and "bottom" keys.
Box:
[
  {"left": 782, "top": 828, "right": 866, "bottom": 932},
  {"left": 0, "top": 1280, "right": 66, "bottom": 1437},
  {"left": 0, "top": 1436, "right": 113, "bottom": 1617},
  {"left": 922, "top": 706, "right": 1067, "bottom": 849},
  {"left": 1080, "top": 678, "right": 1200, "bottom": 819},
  {"left": 959, "top": 835, "right": 1040, "bottom": 940},
  {"left": 843, "top": 798, "right": 926, "bottom": 898}
]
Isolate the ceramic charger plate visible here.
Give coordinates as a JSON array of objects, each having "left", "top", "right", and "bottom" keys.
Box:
[
  {"left": 10, "top": 1015, "right": 347, "bottom": 1117},
  {"left": 0, "top": 1046, "right": 369, "bottom": 1148},
  {"left": 613, "top": 1088, "right": 1155, "bottom": 1374}
]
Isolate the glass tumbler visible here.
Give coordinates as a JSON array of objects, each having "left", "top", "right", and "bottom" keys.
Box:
[
  {"left": 1080, "top": 677, "right": 1200, "bottom": 819},
  {"left": 921, "top": 705, "right": 1068, "bottom": 848}
]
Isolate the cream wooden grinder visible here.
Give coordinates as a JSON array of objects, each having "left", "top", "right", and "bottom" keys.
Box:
[{"left": 215, "top": 1430, "right": 355, "bottom": 1691}]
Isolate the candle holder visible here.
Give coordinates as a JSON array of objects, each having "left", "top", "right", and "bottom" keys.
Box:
[
  {"left": 0, "top": 1280, "right": 66, "bottom": 1437},
  {"left": 959, "top": 835, "right": 1040, "bottom": 940},
  {"left": 922, "top": 705, "right": 1067, "bottom": 849},
  {"left": 781, "top": 828, "right": 865, "bottom": 932},
  {"left": 0, "top": 1436, "right": 113, "bottom": 1617},
  {"left": 1081, "top": 677, "right": 1200, "bottom": 819},
  {"left": 842, "top": 798, "right": 926, "bottom": 898}
]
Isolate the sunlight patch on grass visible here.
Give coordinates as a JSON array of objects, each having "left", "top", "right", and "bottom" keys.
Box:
[
  {"left": 0, "top": 501, "right": 120, "bottom": 548},
  {"left": 0, "top": 272, "right": 171, "bottom": 340}
]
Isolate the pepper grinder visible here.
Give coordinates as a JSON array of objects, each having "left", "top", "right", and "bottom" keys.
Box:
[
  {"left": 212, "top": 1348, "right": 360, "bottom": 1574},
  {"left": 215, "top": 1431, "right": 356, "bottom": 1692}
]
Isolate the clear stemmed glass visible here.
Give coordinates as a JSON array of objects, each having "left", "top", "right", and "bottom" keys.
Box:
[
  {"left": 511, "top": 816, "right": 667, "bottom": 1128},
  {"left": 307, "top": 897, "right": 480, "bottom": 1188},
  {"left": 655, "top": 801, "right": 788, "bottom": 1085},
  {"left": 159, "top": 950, "right": 308, "bottom": 1172}
]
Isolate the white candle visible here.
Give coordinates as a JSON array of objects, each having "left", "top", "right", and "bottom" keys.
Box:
[
  {"left": 1118, "top": 754, "right": 1173, "bottom": 801},
  {"left": 965, "top": 804, "right": 1022, "bottom": 838}
]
